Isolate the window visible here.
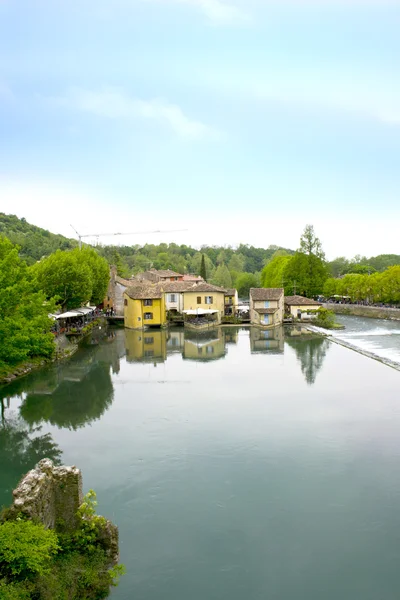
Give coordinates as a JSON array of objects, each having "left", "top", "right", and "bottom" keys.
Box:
[
  {"left": 197, "top": 296, "right": 201, "bottom": 304},
  {"left": 144, "top": 337, "right": 154, "bottom": 344},
  {"left": 206, "top": 346, "right": 214, "bottom": 355},
  {"left": 144, "top": 313, "right": 153, "bottom": 320},
  {"left": 169, "top": 294, "right": 177, "bottom": 303},
  {"left": 144, "top": 350, "right": 154, "bottom": 357},
  {"left": 124, "top": 298, "right": 128, "bottom": 306},
  {"left": 198, "top": 347, "right": 203, "bottom": 355},
  {"left": 264, "top": 300, "right": 270, "bottom": 308},
  {"left": 205, "top": 296, "right": 213, "bottom": 304},
  {"left": 174, "top": 277, "right": 178, "bottom": 281},
  {"left": 144, "top": 299, "right": 153, "bottom": 306}
]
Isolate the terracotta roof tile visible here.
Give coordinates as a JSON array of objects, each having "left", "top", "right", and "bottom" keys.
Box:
[{"left": 125, "top": 282, "right": 163, "bottom": 300}]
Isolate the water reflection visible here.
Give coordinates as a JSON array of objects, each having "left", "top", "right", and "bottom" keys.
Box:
[
  {"left": 0, "top": 325, "right": 331, "bottom": 439},
  {"left": 183, "top": 328, "right": 227, "bottom": 362},
  {"left": 285, "top": 327, "right": 330, "bottom": 385},
  {"left": 250, "top": 326, "right": 284, "bottom": 354},
  {"left": 0, "top": 406, "right": 62, "bottom": 509}
]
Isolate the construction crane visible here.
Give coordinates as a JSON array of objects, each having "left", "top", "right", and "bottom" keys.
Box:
[{"left": 70, "top": 225, "right": 188, "bottom": 250}]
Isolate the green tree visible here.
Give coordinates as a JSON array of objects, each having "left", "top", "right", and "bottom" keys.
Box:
[
  {"left": 235, "top": 272, "right": 261, "bottom": 298},
  {"left": 283, "top": 252, "right": 328, "bottom": 297},
  {"left": 261, "top": 255, "right": 292, "bottom": 288},
  {"left": 200, "top": 254, "right": 207, "bottom": 281},
  {"left": 80, "top": 248, "right": 110, "bottom": 305},
  {"left": 299, "top": 224, "right": 325, "bottom": 259},
  {"left": 34, "top": 248, "right": 109, "bottom": 310},
  {"left": 213, "top": 264, "right": 232, "bottom": 289},
  {"left": 0, "top": 237, "right": 56, "bottom": 371}
]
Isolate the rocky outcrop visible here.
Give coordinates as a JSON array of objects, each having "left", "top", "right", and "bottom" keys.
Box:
[
  {"left": 9, "top": 459, "right": 83, "bottom": 531},
  {"left": 8, "top": 459, "right": 119, "bottom": 563}
]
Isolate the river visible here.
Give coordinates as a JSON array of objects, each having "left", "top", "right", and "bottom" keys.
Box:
[{"left": 1, "top": 322, "right": 400, "bottom": 600}]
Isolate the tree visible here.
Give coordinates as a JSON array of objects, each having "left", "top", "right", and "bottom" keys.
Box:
[
  {"left": 283, "top": 225, "right": 329, "bottom": 297},
  {"left": 34, "top": 248, "right": 109, "bottom": 310},
  {"left": 299, "top": 224, "right": 325, "bottom": 259},
  {"left": 0, "top": 237, "right": 56, "bottom": 371},
  {"left": 213, "top": 264, "right": 232, "bottom": 289},
  {"left": 235, "top": 272, "right": 261, "bottom": 298},
  {"left": 261, "top": 255, "right": 292, "bottom": 288},
  {"left": 283, "top": 252, "right": 328, "bottom": 297},
  {"left": 200, "top": 254, "right": 207, "bottom": 281}
]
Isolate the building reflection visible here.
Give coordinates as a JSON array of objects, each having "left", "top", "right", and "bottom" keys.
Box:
[
  {"left": 250, "top": 326, "right": 284, "bottom": 354},
  {"left": 125, "top": 329, "right": 167, "bottom": 364},
  {"left": 183, "top": 328, "right": 227, "bottom": 362}
]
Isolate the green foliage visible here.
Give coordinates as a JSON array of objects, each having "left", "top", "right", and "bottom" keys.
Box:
[
  {"left": 313, "top": 308, "right": 337, "bottom": 329},
  {"left": 0, "top": 213, "right": 77, "bottom": 264},
  {"left": 0, "top": 578, "right": 34, "bottom": 599},
  {"left": 0, "top": 519, "right": 59, "bottom": 580},
  {"left": 323, "top": 266, "right": 400, "bottom": 304},
  {"left": 328, "top": 254, "right": 400, "bottom": 277},
  {"left": 235, "top": 272, "right": 261, "bottom": 298},
  {"left": 0, "top": 236, "right": 56, "bottom": 370},
  {"left": 284, "top": 251, "right": 329, "bottom": 297},
  {"left": 61, "top": 490, "right": 107, "bottom": 554},
  {"left": 34, "top": 248, "right": 109, "bottom": 310},
  {"left": 213, "top": 263, "right": 232, "bottom": 288},
  {"left": 261, "top": 255, "right": 292, "bottom": 288},
  {"left": 299, "top": 224, "right": 325, "bottom": 259}
]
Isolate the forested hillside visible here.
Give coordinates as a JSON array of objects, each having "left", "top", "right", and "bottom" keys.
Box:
[{"left": 0, "top": 213, "right": 77, "bottom": 264}]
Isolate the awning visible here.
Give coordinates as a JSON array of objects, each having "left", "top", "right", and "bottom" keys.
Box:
[
  {"left": 183, "top": 309, "right": 219, "bottom": 315},
  {"left": 56, "top": 310, "right": 82, "bottom": 319},
  {"left": 56, "top": 306, "right": 96, "bottom": 319}
]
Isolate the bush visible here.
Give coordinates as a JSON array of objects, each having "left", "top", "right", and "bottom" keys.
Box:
[
  {"left": 314, "top": 308, "right": 337, "bottom": 329},
  {"left": 0, "top": 519, "right": 59, "bottom": 580}
]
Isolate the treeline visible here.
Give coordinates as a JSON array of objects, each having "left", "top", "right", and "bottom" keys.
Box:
[
  {"left": 327, "top": 254, "right": 400, "bottom": 277},
  {"left": 98, "top": 243, "right": 295, "bottom": 296},
  {"left": 324, "top": 267, "right": 400, "bottom": 305},
  {"left": 0, "top": 213, "right": 78, "bottom": 264}
]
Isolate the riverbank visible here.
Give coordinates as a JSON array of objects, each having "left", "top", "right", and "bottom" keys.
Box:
[
  {"left": 0, "top": 339, "right": 78, "bottom": 385},
  {"left": 324, "top": 303, "right": 400, "bottom": 321}
]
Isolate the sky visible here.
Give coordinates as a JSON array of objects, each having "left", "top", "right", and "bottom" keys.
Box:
[{"left": 1, "top": 0, "right": 399, "bottom": 260}]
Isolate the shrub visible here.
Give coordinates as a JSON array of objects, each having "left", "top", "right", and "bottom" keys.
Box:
[{"left": 0, "top": 519, "right": 59, "bottom": 580}]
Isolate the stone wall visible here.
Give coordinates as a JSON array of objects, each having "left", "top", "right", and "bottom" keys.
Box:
[
  {"left": 9, "top": 459, "right": 83, "bottom": 531},
  {"left": 324, "top": 303, "right": 400, "bottom": 321}
]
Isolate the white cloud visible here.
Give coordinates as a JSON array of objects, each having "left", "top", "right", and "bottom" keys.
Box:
[
  {"left": 54, "top": 88, "right": 218, "bottom": 140},
  {"left": 142, "top": 0, "right": 250, "bottom": 24}
]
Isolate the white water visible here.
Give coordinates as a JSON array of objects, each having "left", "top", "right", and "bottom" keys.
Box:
[{"left": 331, "top": 316, "right": 400, "bottom": 365}]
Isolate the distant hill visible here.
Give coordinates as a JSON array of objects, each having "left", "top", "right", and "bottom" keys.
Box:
[{"left": 0, "top": 213, "right": 78, "bottom": 264}]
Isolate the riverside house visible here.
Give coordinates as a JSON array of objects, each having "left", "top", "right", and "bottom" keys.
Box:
[
  {"left": 182, "top": 282, "right": 227, "bottom": 326},
  {"left": 124, "top": 282, "right": 167, "bottom": 330},
  {"left": 103, "top": 266, "right": 134, "bottom": 315},
  {"left": 249, "top": 288, "right": 284, "bottom": 328},
  {"left": 284, "top": 295, "right": 322, "bottom": 320}
]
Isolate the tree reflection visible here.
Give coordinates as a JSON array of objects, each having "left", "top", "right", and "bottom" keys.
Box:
[
  {"left": 285, "top": 334, "right": 330, "bottom": 385},
  {"left": 0, "top": 406, "right": 62, "bottom": 509},
  {"left": 19, "top": 363, "right": 114, "bottom": 430}
]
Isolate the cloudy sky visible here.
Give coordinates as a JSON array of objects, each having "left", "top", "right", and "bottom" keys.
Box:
[{"left": 1, "top": 0, "right": 399, "bottom": 259}]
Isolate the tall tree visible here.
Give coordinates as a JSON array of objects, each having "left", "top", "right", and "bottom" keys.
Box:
[
  {"left": 200, "top": 254, "right": 207, "bottom": 281},
  {"left": 299, "top": 224, "right": 325, "bottom": 259}
]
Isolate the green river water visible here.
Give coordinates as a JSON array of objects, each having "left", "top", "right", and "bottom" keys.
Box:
[{"left": 1, "top": 324, "right": 400, "bottom": 600}]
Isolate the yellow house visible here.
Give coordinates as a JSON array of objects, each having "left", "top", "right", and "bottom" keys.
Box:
[
  {"left": 125, "top": 329, "right": 167, "bottom": 363},
  {"left": 250, "top": 325, "right": 284, "bottom": 354},
  {"left": 249, "top": 288, "right": 284, "bottom": 328},
  {"left": 182, "top": 282, "right": 226, "bottom": 326},
  {"left": 224, "top": 288, "right": 239, "bottom": 316},
  {"left": 124, "top": 283, "right": 167, "bottom": 330}
]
